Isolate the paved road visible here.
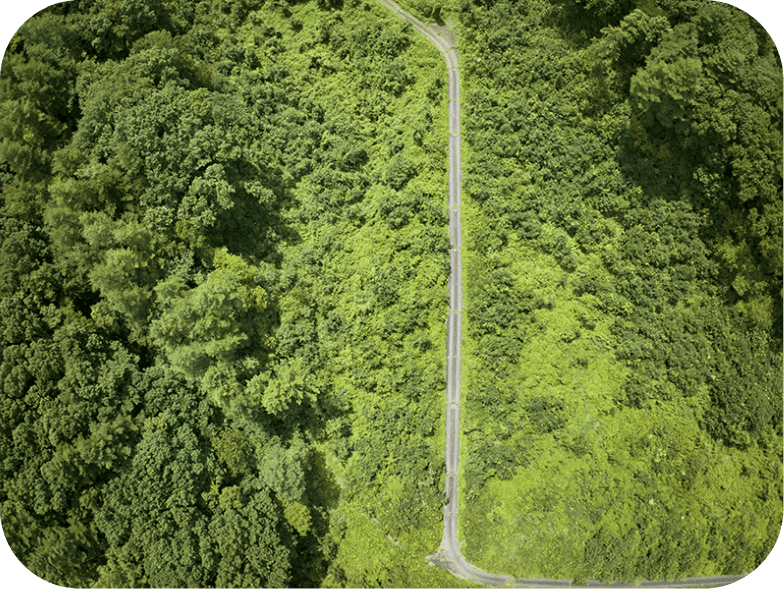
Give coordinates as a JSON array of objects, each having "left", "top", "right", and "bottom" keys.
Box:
[{"left": 376, "top": 2, "right": 747, "bottom": 587}]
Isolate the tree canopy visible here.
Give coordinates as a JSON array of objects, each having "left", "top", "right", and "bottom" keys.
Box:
[
  {"left": 1, "top": 0, "right": 780, "bottom": 587},
  {"left": 450, "top": 0, "right": 782, "bottom": 583},
  {"left": 1, "top": 1, "right": 461, "bottom": 586}
]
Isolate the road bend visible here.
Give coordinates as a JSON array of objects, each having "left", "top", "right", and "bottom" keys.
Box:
[{"left": 375, "top": 2, "right": 747, "bottom": 587}]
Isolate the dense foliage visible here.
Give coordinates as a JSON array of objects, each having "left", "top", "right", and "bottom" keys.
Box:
[
  {"left": 2, "top": 0, "right": 781, "bottom": 587},
  {"left": 445, "top": 0, "right": 781, "bottom": 584},
  {"left": 0, "top": 1, "right": 468, "bottom": 586}
]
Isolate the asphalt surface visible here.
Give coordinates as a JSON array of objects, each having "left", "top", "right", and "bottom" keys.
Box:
[{"left": 376, "top": 2, "right": 747, "bottom": 587}]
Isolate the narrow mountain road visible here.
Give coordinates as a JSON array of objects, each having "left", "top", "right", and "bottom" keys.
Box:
[{"left": 376, "top": 2, "right": 747, "bottom": 587}]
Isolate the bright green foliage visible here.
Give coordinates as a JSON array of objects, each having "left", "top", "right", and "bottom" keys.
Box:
[
  {"left": 456, "top": 0, "right": 782, "bottom": 584},
  {"left": 394, "top": 0, "right": 463, "bottom": 23},
  {"left": 324, "top": 504, "right": 479, "bottom": 588}
]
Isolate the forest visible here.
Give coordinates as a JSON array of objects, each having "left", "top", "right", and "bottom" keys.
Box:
[
  {"left": 0, "top": 0, "right": 470, "bottom": 586},
  {"left": 0, "top": 0, "right": 781, "bottom": 587},
  {"left": 424, "top": 0, "right": 780, "bottom": 584}
]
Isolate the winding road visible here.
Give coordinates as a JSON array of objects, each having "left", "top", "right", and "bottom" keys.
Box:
[{"left": 376, "top": 1, "right": 747, "bottom": 587}]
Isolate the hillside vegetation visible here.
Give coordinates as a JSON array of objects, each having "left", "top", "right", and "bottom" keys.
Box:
[
  {"left": 1, "top": 0, "right": 781, "bottom": 587},
  {"left": 0, "top": 1, "right": 466, "bottom": 586},
  {"left": 450, "top": 0, "right": 782, "bottom": 583}
]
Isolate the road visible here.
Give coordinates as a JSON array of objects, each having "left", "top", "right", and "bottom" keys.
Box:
[{"left": 376, "top": 2, "right": 747, "bottom": 587}]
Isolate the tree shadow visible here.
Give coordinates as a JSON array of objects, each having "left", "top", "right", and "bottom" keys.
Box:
[{"left": 434, "top": 7, "right": 445, "bottom": 26}]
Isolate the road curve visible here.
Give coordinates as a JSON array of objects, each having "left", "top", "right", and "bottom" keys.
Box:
[{"left": 375, "top": 2, "right": 747, "bottom": 587}]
